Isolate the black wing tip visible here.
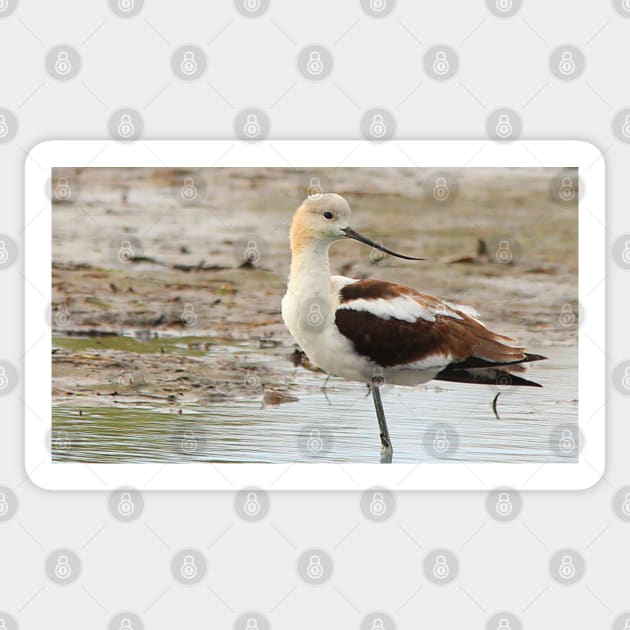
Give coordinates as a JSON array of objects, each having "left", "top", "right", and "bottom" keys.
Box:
[
  {"left": 435, "top": 369, "right": 544, "bottom": 388},
  {"left": 524, "top": 352, "right": 547, "bottom": 363}
]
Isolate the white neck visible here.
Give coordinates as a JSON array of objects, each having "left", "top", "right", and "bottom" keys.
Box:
[{"left": 287, "top": 239, "right": 332, "bottom": 297}]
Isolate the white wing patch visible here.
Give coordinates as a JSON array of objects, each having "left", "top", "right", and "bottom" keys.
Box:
[
  {"left": 442, "top": 299, "right": 483, "bottom": 323},
  {"left": 338, "top": 295, "right": 462, "bottom": 323}
]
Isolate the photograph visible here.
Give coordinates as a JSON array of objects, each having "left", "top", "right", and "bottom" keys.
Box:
[{"left": 50, "top": 165, "right": 578, "bottom": 464}]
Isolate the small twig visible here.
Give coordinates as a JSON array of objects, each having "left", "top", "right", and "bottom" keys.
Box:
[{"left": 492, "top": 392, "right": 501, "bottom": 420}]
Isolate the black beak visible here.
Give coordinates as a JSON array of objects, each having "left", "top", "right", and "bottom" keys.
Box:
[{"left": 341, "top": 227, "right": 423, "bottom": 261}]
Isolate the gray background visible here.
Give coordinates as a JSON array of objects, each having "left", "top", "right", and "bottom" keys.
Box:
[{"left": 0, "top": 0, "right": 628, "bottom": 628}]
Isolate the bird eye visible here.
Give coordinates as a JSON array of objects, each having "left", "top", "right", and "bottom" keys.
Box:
[{"left": 323, "top": 211, "right": 333, "bottom": 220}]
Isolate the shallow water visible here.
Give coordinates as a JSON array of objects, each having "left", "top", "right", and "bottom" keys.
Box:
[{"left": 52, "top": 346, "right": 577, "bottom": 464}]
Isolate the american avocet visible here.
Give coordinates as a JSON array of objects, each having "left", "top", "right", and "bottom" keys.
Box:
[{"left": 281, "top": 193, "right": 546, "bottom": 463}]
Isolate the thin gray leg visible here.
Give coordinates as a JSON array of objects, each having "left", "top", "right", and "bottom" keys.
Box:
[{"left": 371, "top": 382, "right": 393, "bottom": 464}]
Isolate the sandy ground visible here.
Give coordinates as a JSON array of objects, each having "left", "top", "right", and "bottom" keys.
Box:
[{"left": 51, "top": 166, "right": 578, "bottom": 407}]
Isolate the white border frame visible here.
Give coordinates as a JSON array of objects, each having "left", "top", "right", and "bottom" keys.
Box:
[{"left": 25, "top": 140, "right": 605, "bottom": 491}]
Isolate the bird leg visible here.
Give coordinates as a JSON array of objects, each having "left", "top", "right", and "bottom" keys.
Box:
[{"left": 371, "top": 380, "right": 393, "bottom": 464}]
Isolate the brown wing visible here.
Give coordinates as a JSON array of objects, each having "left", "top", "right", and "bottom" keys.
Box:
[{"left": 336, "top": 279, "right": 533, "bottom": 369}]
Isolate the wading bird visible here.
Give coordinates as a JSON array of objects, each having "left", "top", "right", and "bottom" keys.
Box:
[{"left": 281, "top": 194, "right": 545, "bottom": 463}]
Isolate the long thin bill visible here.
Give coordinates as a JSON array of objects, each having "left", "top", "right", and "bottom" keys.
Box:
[{"left": 341, "top": 227, "right": 423, "bottom": 261}]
